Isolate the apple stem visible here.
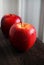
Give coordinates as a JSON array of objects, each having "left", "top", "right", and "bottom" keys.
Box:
[
  {"left": 20, "top": 21, "right": 22, "bottom": 27},
  {"left": 10, "top": 14, "right": 12, "bottom": 16}
]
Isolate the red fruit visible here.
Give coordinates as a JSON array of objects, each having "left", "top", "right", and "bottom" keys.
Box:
[
  {"left": 1, "top": 14, "right": 22, "bottom": 37},
  {"left": 9, "top": 23, "right": 36, "bottom": 51}
]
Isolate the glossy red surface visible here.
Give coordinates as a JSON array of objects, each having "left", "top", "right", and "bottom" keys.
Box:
[
  {"left": 9, "top": 23, "right": 36, "bottom": 51},
  {"left": 1, "top": 14, "right": 22, "bottom": 37}
]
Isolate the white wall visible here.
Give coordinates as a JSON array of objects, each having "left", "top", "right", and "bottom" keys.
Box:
[
  {"left": 18, "top": 0, "right": 26, "bottom": 21},
  {"left": 43, "top": 26, "right": 44, "bottom": 43},
  {"left": 37, "top": 0, "right": 44, "bottom": 43},
  {"left": 2, "top": 0, "right": 19, "bottom": 15},
  {"left": 18, "top": 0, "right": 41, "bottom": 37},
  {"left": 25, "top": 0, "right": 41, "bottom": 37},
  {"left": 42, "top": 1, "right": 44, "bottom": 43},
  {"left": 0, "top": 0, "right": 19, "bottom": 27},
  {"left": 0, "top": 0, "right": 3, "bottom": 26},
  {"left": 0, "top": 0, "right": 41, "bottom": 38}
]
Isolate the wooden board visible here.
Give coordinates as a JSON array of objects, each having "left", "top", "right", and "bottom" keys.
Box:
[{"left": 0, "top": 29, "right": 44, "bottom": 65}]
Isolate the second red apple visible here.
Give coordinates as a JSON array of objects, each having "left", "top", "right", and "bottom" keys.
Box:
[
  {"left": 9, "top": 23, "right": 36, "bottom": 51},
  {"left": 1, "top": 14, "right": 22, "bottom": 37}
]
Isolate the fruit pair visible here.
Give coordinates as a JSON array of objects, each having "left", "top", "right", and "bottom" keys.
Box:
[{"left": 1, "top": 14, "right": 36, "bottom": 51}]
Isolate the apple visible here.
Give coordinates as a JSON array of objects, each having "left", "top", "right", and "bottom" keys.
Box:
[
  {"left": 1, "top": 14, "right": 22, "bottom": 38},
  {"left": 9, "top": 22, "right": 36, "bottom": 51}
]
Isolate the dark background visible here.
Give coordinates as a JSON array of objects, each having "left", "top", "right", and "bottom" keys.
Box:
[{"left": 0, "top": 29, "right": 44, "bottom": 65}]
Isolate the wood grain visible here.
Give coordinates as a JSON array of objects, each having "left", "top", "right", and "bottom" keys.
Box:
[{"left": 0, "top": 29, "right": 44, "bottom": 65}]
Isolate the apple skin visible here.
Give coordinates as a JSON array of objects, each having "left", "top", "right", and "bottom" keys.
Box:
[
  {"left": 9, "top": 23, "right": 36, "bottom": 51},
  {"left": 1, "top": 14, "right": 22, "bottom": 38}
]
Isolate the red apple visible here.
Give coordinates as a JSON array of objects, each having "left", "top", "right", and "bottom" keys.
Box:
[
  {"left": 1, "top": 14, "right": 22, "bottom": 38},
  {"left": 9, "top": 23, "right": 36, "bottom": 51}
]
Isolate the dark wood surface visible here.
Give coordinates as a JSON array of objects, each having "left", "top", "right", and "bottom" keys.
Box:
[{"left": 0, "top": 29, "right": 44, "bottom": 65}]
